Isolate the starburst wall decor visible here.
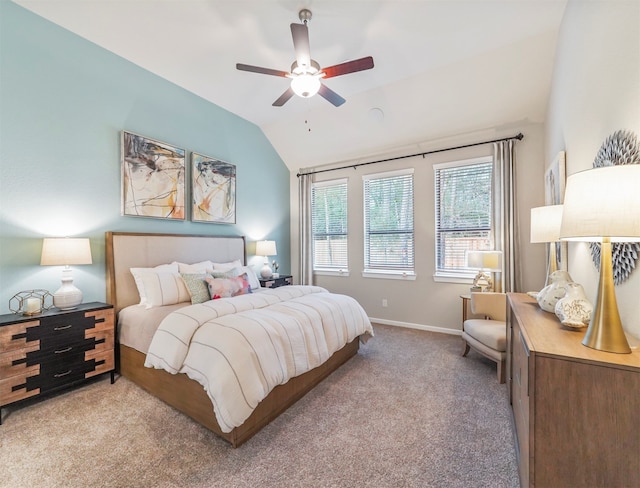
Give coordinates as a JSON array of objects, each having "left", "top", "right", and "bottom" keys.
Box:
[{"left": 589, "top": 130, "right": 640, "bottom": 285}]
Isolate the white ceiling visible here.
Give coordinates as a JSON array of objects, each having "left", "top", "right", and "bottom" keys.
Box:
[{"left": 14, "top": 0, "right": 568, "bottom": 171}]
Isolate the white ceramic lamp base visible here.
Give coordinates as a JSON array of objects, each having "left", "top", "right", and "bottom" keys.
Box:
[
  {"left": 260, "top": 264, "right": 273, "bottom": 279},
  {"left": 53, "top": 272, "right": 83, "bottom": 309}
]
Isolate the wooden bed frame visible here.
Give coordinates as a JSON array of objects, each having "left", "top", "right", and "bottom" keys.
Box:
[{"left": 105, "top": 231, "right": 360, "bottom": 447}]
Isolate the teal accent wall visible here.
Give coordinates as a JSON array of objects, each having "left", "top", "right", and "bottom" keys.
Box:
[{"left": 0, "top": 2, "right": 290, "bottom": 314}]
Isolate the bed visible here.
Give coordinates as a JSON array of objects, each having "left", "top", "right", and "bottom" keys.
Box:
[{"left": 105, "top": 231, "right": 373, "bottom": 447}]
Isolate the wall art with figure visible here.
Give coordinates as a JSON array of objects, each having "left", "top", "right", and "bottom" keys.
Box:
[
  {"left": 191, "top": 152, "right": 236, "bottom": 223},
  {"left": 121, "top": 131, "right": 185, "bottom": 220}
]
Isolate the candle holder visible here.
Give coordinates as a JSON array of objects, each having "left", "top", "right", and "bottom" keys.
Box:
[{"left": 9, "top": 289, "right": 54, "bottom": 315}]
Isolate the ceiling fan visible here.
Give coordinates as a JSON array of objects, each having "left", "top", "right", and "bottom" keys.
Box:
[{"left": 236, "top": 9, "right": 374, "bottom": 107}]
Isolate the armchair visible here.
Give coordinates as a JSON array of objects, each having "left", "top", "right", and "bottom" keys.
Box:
[{"left": 462, "top": 292, "right": 507, "bottom": 383}]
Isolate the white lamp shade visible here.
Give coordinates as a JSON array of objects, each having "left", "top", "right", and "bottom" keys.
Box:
[
  {"left": 530, "top": 205, "right": 563, "bottom": 243},
  {"left": 560, "top": 165, "right": 640, "bottom": 242},
  {"left": 41, "top": 238, "right": 92, "bottom": 265},
  {"left": 466, "top": 250, "right": 503, "bottom": 271},
  {"left": 256, "top": 240, "right": 277, "bottom": 257}
]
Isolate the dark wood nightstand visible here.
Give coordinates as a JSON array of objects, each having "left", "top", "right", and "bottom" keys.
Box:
[
  {"left": 259, "top": 275, "right": 293, "bottom": 288},
  {"left": 0, "top": 302, "right": 114, "bottom": 424}
]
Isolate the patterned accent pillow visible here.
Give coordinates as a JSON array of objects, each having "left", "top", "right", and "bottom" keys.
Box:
[
  {"left": 180, "top": 273, "right": 212, "bottom": 304},
  {"left": 205, "top": 274, "right": 252, "bottom": 299},
  {"left": 210, "top": 266, "right": 260, "bottom": 290}
]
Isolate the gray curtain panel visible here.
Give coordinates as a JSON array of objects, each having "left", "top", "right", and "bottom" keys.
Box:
[
  {"left": 493, "top": 140, "right": 522, "bottom": 293},
  {"left": 298, "top": 173, "right": 314, "bottom": 285}
]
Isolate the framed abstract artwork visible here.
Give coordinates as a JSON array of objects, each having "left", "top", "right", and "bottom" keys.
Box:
[
  {"left": 191, "top": 152, "right": 236, "bottom": 223},
  {"left": 544, "top": 150, "right": 567, "bottom": 271},
  {"left": 121, "top": 131, "right": 185, "bottom": 220}
]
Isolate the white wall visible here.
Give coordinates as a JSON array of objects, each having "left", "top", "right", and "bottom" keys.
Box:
[
  {"left": 545, "top": 0, "right": 640, "bottom": 343},
  {"left": 290, "top": 123, "right": 546, "bottom": 333}
]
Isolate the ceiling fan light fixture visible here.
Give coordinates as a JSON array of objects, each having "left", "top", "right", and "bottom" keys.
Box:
[{"left": 290, "top": 74, "right": 321, "bottom": 98}]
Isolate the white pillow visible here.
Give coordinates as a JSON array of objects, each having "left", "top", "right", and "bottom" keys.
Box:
[
  {"left": 130, "top": 264, "right": 190, "bottom": 308},
  {"left": 211, "top": 260, "right": 243, "bottom": 272},
  {"left": 238, "top": 266, "right": 260, "bottom": 290},
  {"left": 175, "top": 260, "right": 214, "bottom": 274},
  {"left": 130, "top": 263, "right": 177, "bottom": 305}
]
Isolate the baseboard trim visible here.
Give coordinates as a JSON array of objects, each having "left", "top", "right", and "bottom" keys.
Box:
[{"left": 369, "top": 317, "right": 461, "bottom": 336}]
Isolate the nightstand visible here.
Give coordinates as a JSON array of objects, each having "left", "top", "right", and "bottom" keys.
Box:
[
  {"left": 0, "top": 302, "right": 114, "bottom": 424},
  {"left": 259, "top": 275, "right": 293, "bottom": 288}
]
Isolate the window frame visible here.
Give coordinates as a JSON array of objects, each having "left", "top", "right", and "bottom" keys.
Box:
[
  {"left": 310, "top": 178, "right": 349, "bottom": 276},
  {"left": 433, "top": 156, "right": 494, "bottom": 283},
  {"left": 362, "top": 168, "right": 416, "bottom": 280}
]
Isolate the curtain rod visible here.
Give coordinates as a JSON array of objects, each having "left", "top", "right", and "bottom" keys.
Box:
[{"left": 296, "top": 132, "right": 524, "bottom": 177}]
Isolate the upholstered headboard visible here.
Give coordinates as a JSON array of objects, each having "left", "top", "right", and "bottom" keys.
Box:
[{"left": 105, "top": 232, "right": 246, "bottom": 314}]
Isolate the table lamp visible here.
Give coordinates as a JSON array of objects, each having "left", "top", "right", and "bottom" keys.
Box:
[
  {"left": 256, "top": 240, "right": 277, "bottom": 278},
  {"left": 560, "top": 165, "right": 640, "bottom": 354},
  {"left": 465, "top": 250, "right": 503, "bottom": 291},
  {"left": 530, "top": 204, "right": 563, "bottom": 286},
  {"left": 41, "top": 237, "right": 92, "bottom": 310}
]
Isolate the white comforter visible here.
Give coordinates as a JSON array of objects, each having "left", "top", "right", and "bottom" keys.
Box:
[{"left": 144, "top": 286, "right": 373, "bottom": 432}]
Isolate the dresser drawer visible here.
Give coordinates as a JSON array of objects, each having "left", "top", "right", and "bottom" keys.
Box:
[
  {"left": 85, "top": 349, "right": 115, "bottom": 378},
  {"left": 39, "top": 312, "right": 94, "bottom": 345},
  {"left": 0, "top": 320, "right": 40, "bottom": 353},
  {"left": 0, "top": 343, "right": 40, "bottom": 379},
  {"left": 0, "top": 370, "right": 41, "bottom": 405}
]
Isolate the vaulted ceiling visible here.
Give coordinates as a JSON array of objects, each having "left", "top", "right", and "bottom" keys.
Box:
[{"left": 14, "top": 0, "right": 567, "bottom": 170}]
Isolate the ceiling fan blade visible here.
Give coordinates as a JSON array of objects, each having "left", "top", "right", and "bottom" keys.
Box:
[
  {"left": 290, "top": 23, "right": 311, "bottom": 68},
  {"left": 318, "top": 84, "right": 346, "bottom": 107},
  {"left": 236, "top": 63, "right": 289, "bottom": 78},
  {"left": 272, "top": 87, "right": 295, "bottom": 107},
  {"left": 322, "top": 56, "right": 375, "bottom": 79}
]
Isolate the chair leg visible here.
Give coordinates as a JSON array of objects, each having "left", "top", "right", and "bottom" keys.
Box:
[{"left": 462, "top": 340, "right": 470, "bottom": 357}]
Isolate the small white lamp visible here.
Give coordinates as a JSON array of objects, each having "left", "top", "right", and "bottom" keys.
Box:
[
  {"left": 256, "top": 240, "right": 277, "bottom": 279},
  {"left": 530, "top": 204, "right": 564, "bottom": 285},
  {"left": 41, "top": 237, "right": 92, "bottom": 310},
  {"left": 560, "top": 165, "right": 640, "bottom": 354},
  {"left": 466, "top": 250, "right": 503, "bottom": 291}
]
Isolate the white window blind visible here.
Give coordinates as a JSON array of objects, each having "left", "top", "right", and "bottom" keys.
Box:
[
  {"left": 434, "top": 157, "right": 493, "bottom": 276},
  {"left": 311, "top": 179, "right": 348, "bottom": 270},
  {"left": 363, "top": 169, "right": 414, "bottom": 272}
]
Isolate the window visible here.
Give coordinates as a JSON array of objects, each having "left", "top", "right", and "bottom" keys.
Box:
[
  {"left": 311, "top": 179, "right": 348, "bottom": 272},
  {"left": 434, "top": 156, "right": 493, "bottom": 280},
  {"left": 363, "top": 169, "right": 415, "bottom": 277}
]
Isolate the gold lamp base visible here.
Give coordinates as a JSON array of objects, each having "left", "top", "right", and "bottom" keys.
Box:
[{"left": 582, "top": 239, "right": 631, "bottom": 354}]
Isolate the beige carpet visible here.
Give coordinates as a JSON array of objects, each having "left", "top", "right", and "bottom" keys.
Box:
[{"left": 1, "top": 324, "right": 518, "bottom": 488}]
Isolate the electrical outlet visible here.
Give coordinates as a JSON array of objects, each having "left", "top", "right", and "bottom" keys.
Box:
[{"left": 382, "top": 299, "right": 388, "bottom": 307}]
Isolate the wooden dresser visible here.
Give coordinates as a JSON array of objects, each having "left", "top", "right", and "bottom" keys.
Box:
[
  {"left": 507, "top": 293, "right": 640, "bottom": 487},
  {"left": 0, "top": 302, "right": 114, "bottom": 423}
]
